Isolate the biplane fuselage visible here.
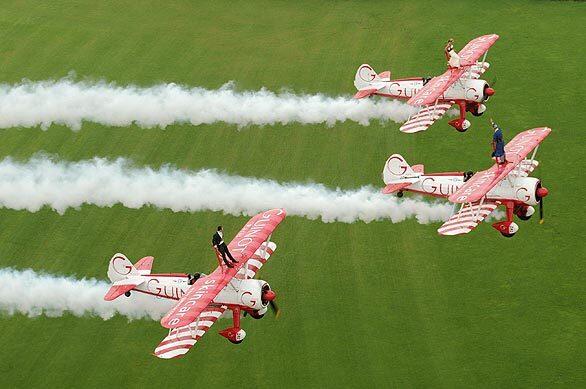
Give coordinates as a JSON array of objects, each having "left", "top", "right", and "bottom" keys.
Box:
[
  {"left": 369, "top": 77, "right": 489, "bottom": 104},
  {"left": 400, "top": 171, "right": 542, "bottom": 207},
  {"left": 114, "top": 271, "right": 271, "bottom": 314}
]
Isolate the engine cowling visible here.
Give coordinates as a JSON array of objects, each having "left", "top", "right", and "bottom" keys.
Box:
[
  {"left": 488, "top": 177, "right": 541, "bottom": 205},
  {"left": 214, "top": 279, "right": 271, "bottom": 310},
  {"left": 444, "top": 79, "right": 489, "bottom": 103}
]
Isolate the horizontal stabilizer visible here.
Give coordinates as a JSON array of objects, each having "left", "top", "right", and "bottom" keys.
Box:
[
  {"left": 382, "top": 182, "right": 411, "bottom": 194},
  {"left": 354, "top": 88, "right": 379, "bottom": 99},
  {"left": 103, "top": 277, "right": 144, "bottom": 301}
]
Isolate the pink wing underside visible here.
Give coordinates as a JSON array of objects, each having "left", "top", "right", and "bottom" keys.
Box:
[
  {"left": 449, "top": 127, "right": 551, "bottom": 203},
  {"left": 160, "top": 209, "right": 286, "bottom": 329}
]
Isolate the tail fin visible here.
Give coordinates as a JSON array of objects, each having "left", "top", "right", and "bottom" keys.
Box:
[
  {"left": 104, "top": 253, "right": 146, "bottom": 301},
  {"left": 107, "top": 253, "right": 139, "bottom": 282},
  {"left": 382, "top": 154, "right": 422, "bottom": 194},
  {"left": 354, "top": 64, "right": 390, "bottom": 98}
]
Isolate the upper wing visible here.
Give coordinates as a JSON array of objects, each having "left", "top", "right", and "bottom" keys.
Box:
[
  {"left": 448, "top": 164, "right": 501, "bottom": 203},
  {"left": 438, "top": 201, "right": 499, "bottom": 236},
  {"left": 154, "top": 305, "right": 227, "bottom": 359},
  {"left": 160, "top": 209, "right": 287, "bottom": 329},
  {"left": 407, "top": 68, "right": 465, "bottom": 106},
  {"left": 235, "top": 241, "right": 277, "bottom": 280},
  {"left": 504, "top": 127, "right": 551, "bottom": 164},
  {"left": 400, "top": 102, "right": 453, "bottom": 133},
  {"left": 457, "top": 34, "right": 499, "bottom": 66}
]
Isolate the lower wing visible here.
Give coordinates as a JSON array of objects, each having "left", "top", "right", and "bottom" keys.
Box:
[
  {"left": 438, "top": 202, "right": 498, "bottom": 236},
  {"left": 235, "top": 241, "right": 277, "bottom": 280},
  {"left": 154, "top": 306, "right": 227, "bottom": 359},
  {"left": 400, "top": 102, "right": 453, "bottom": 133}
]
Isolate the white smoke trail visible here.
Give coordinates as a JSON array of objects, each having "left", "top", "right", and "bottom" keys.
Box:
[
  {"left": 0, "top": 156, "right": 452, "bottom": 224},
  {"left": 0, "top": 267, "right": 172, "bottom": 320},
  {"left": 0, "top": 78, "right": 417, "bottom": 130}
]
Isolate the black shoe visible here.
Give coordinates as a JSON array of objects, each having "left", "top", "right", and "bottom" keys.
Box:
[
  {"left": 231, "top": 259, "right": 239, "bottom": 263},
  {"left": 224, "top": 263, "right": 234, "bottom": 268}
]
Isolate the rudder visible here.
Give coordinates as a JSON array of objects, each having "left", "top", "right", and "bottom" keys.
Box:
[
  {"left": 383, "top": 154, "right": 420, "bottom": 184},
  {"left": 107, "top": 253, "right": 138, "bottom": 283}
]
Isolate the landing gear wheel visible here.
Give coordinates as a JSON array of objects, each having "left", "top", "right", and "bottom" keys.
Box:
[
  {"left": 456, "top": 120, "right": 471, "bottom": 132},
  {"left": 229, "top": 339, "right": 244, "bottom": 344},
  {"left": 501, "top": 232, "right": 516, "bottom": 238},
  {"left": 470, "top": 106, "right": 484, "bottom": 117},
  {"left": 397, "top": 191, "right": 404, "bottom": 198},
  {"left": 249, "top": 311, "right": 265, "bottom": 320},
  {"left": 124, "top": 291, "right": 131, "bottom": 297},
  {"left": 518, "top": 214, "right": 532, "bottom": 221},
  {"left": 449, "top": 118, "right": 470, "bottom": 132}
]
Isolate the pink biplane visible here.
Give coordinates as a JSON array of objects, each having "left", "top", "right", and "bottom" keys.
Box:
[
  {"left": 104, "top": 209, "right": 286, "bottom": 358},
  {"left": 381, "top": 128, "right": 551, "bottom": 237},
  {"left": 354, "top": 34, "right": 499, "bottom": 133}
]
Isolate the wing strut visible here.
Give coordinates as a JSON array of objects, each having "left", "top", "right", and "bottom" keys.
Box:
[
  {"left": 455, "top": 203, "right": 465, "bottom": 221},
  {"left": 529, "top": 145, "right": 539, "bottom": 164},
  {"left": 480, "top": 51, "right": 488, "bottom": 71},
  {"left": 476, "top": 197, "right": 485, "bottom": 220}
]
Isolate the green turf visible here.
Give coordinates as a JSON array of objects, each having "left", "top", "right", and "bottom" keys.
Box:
[{"left": 0, "top": 0, "right": 584, "bottom": 387}]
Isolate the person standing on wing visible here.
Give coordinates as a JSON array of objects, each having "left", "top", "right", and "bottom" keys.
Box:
[
  {"left": 490, "top": 119, "right": 506, "bottom": 165},
  {"left": 212, "top": 226, "right": 238, "bottom": 268},
  {"left": 444, "top": 38, "right": 461, "bottom": 69}
]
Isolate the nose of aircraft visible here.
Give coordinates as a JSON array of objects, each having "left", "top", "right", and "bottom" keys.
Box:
[
  {"left": 536, "top": 187, "right": 549, "bottom": 198},
  {"left": 263, "top": 290, "right": 276, "bottom": 301},
  {"left": 485, "top": 87, "right": 495, "bottom": 96}
]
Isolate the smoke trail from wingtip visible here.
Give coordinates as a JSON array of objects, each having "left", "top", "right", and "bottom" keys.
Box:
[
  {"left": 0, "top": 79, "right": 417, "bottom": 130},
  {"left": 0, "top": 267, "right": 172, "bottom": 320},
  {"left": 0, "top": 156, "right": 452, "bottom": 224}
]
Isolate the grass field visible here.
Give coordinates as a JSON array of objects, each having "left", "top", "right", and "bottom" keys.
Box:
[{"left": 0, "top": 1, "right": 585, "bottom": 387}]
